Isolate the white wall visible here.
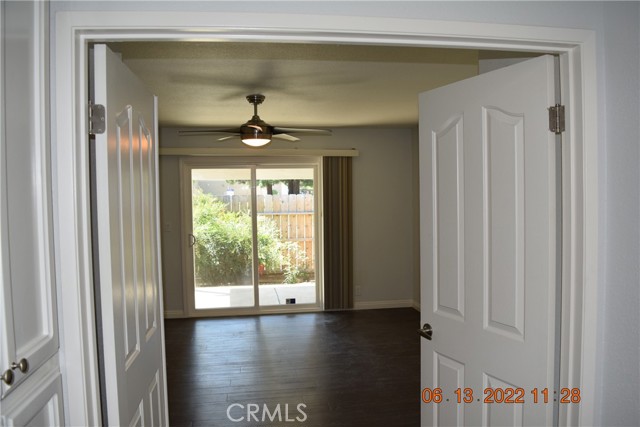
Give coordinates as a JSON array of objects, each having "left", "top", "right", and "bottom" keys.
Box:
[
  {"left": 159, "top": 127, "right": 418, "bottom": 314},
  {"left": 50, "top": 2, "right": 640, "bottom": 425}
]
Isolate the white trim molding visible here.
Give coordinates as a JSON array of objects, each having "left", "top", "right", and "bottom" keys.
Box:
[
  {"left": 52, "top": 10, "right": 597, "bottom": 427},
  {"left": 160, "top": 147, "right": 359, "bottom": 157}
]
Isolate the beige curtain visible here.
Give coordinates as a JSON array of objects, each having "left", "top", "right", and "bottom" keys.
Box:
[{"left": 323, "top": 157, "right": 353, "bottom": 309}]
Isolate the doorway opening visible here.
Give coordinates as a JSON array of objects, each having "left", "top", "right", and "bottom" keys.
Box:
[{"left": 54, "top": 12, "right": 596, "bottom": 426}]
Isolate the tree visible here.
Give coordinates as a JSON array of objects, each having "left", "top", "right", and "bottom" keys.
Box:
[{"left": 226, "top": 179, "right": 313, "bottom": 195}]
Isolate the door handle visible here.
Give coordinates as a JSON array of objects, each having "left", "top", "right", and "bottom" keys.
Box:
[
  {"left": 188, "top": 233, "right": 197, "bottom": 247},
  {"left": 1, "top": 358, "right": 29, "bottom": 385},
  {"left": 418, "top": 323, "right": 433, "bottom": 340},
  {"left": 11, "top": 358, "right": 29, "bottom": 373}
]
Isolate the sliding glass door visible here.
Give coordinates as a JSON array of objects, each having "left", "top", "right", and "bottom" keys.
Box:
[
  {"left": 190, "top": 168, "right": 255, "bottom": 309},
  {"left": 184, "top": 159, "right": 320, "bottom": 315},
  {"left": 256, "top": 168, "right": 316, "bottom": 307}
]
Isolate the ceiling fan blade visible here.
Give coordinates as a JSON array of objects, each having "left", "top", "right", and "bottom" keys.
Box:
[
  {"left": 273, "top": 133, "right": 300, "bottom": 142},
  {"left": 178, "top": 127, "right": 242, "bottom": 136},
  {"left": 217, "top": 135, "right": 239, "bottom": 141},
  {"left": 273, "top": 127, "right": 332, "bottom": 136}
]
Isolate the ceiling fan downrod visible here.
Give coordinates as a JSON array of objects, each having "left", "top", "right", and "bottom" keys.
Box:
[{"left": 246, "top": 93, "right": 266, "bottom": 117}]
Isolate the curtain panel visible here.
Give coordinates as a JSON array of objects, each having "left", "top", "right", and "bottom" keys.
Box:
[{"left": 322, "top": 157, "right": 353, "bottom": 310}]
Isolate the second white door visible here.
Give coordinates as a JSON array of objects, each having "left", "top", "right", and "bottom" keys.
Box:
[
  {"left": 92, "top": 44, "right": 168, "bottom": 426},
  {"left": 419, "top": 55, "right": 559, "bottom": 426}
]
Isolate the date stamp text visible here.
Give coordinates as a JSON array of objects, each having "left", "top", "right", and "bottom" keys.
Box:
[{"left": 421, "top": 387, "right": 581, "bottom": 404}]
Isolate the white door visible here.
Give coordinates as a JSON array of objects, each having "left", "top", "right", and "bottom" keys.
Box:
[
  {"left": 419, "top": 55, "right": 559, "bottom": 426},
  {"left": 1, "top": 2, "right": 62, "bottom": 423},
  {"left": 92, "top": 44, "right": 168, "bottom": 426}
]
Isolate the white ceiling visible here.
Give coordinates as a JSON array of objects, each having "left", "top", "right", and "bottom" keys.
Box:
[{"left": 109, "top": 41, "right": 484, "bottom": 130}]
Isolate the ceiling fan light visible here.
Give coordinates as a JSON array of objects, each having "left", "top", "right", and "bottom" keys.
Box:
[
  {"left": 241, "top": 121, "right": 272, "bottom": 147},
  {"left": 241, "top": 136, "right": 272, "bottom": 147}
]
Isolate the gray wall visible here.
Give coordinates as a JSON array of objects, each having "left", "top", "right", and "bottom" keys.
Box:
[
  {"left": 159, "top": 127, "right": 418, "bottom": 314},
  {"left": 600, "top": 5, "right": 640, "bottom": 424},
  {"left": 50, "top": 2, "right": 640, "bottom": 425}
]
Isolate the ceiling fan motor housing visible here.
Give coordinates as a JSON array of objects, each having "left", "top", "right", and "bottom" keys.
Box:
[
  {"left": 241, "top": 116, "right": 274, "bottom": 140},
  {"left": 246, "top": 93, "right": 265, "bottom": 105}
]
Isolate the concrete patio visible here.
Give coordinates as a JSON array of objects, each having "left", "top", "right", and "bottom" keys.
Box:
[{"left": 195, "top": 282, "right": 316, "bottom": 309}]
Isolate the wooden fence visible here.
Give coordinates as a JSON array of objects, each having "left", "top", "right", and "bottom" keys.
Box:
[{"left": 217, "top": 194, "right": 315, "bottom": 271}]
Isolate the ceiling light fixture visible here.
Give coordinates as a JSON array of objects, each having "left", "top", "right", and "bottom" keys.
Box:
[
  {"left": 179, "top": 93, "right": 332, "bottom": 145},
  {"left": 240, "top": 122, "right": 272, "bottom": 147}
]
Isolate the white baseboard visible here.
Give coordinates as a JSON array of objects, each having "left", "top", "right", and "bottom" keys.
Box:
[
  {"left": 165, "top": 303, "right": 420, "bottom": 316},
  {"left": 163, "top": 309, "right": 186, "bottom": 319},
  {"left": 354, "top": 299, "right": 415, "bottom": 310}
]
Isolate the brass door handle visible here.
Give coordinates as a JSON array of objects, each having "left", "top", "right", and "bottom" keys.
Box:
[
  {"left": 11, "top": 358, "right": 29, "bottom": 373},
  {"left": 2, "top": 358, "right": 29, "bottom": 386},
  {"left": 418, "top": 323, "right": 433, "bottom": 340},
  {"left": 1, "top": 369, "right": 13, "bottom": 385}
]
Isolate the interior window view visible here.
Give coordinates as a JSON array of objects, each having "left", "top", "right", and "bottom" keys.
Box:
[
  {"left": 190, "top": 167, "right": 317, "bottom": 310},
  {"left": 6, "top": 3, "right": 636, "bottom": 427}
]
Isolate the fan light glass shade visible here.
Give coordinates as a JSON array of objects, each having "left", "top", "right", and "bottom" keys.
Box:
[
  {"left": 241, "top": 136, "right": 272, "bottom": 147},
  {"left": 241, "top": 121, "right": 272, "bottom": 147}
]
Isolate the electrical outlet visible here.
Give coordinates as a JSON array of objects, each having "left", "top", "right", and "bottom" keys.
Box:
[{"left": 355, "top": 285, "right": 362, "bottom": 296}]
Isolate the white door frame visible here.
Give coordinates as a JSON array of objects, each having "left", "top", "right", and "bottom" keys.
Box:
[{"left": 53, "top": 11, "right": 598, "bottom": 427}]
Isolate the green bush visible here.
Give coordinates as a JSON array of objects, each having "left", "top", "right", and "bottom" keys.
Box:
[
  {"left": 192, "top": 190, "right": 286, "bottom": 286},
  {"left": 283, "top": 254, "right": 313, "bottom": 284}
]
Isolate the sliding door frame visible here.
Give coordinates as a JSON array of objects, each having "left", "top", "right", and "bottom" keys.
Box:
[{"left": 179, "top": 156, "right": 324, "bottom": 317}]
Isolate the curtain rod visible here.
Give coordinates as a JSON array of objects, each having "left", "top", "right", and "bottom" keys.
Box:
[{"left": 159, "top": 148, "right": 359, "bottom": 157}]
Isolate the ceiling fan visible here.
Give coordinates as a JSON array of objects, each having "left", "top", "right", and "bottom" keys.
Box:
[{"left": 178, "top": 94, "right": 332, "bottom": 147}]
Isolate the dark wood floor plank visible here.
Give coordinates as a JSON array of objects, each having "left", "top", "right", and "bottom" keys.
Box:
[{"left": 165, "top": 308, "right": 420, "bottom": 426}]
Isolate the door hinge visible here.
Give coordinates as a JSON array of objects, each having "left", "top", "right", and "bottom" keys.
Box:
[
  {"left": 548, "top": 104, "right": 565, "bottom": 134},
  {"left": 88, "top": 103, "right": 106, "bottom": 135}
]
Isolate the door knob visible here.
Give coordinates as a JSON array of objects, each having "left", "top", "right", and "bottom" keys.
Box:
[
  {"left": 11, "top": 358, "right": 29, "bottom": 373},
  {"left": 418, "top": 323, "right": 433, "bottom": 340},
  {"left": 1, "top": 358, "right": 29, "bottom": 386},
  {"left": 1, "top": 369, "right": 13, "bottom": 385}
]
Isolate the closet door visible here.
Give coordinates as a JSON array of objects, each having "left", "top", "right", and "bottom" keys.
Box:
[{"left": 1, "top": 1, "right": 63, "bottom": 425}]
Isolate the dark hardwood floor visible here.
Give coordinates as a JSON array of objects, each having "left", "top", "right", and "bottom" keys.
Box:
[{"left": 165, "top": 308, "right": 421, "bottom": 427}]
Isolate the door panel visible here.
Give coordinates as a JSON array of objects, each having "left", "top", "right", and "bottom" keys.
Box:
[
  {"left": 434, "top": 353, "right": 465, "bottom": 426},
  {"left": 433, "top": 115, "right": 465, "bottom": 321},
  {"left": 420, "top": 55, "right": 558, "bottom": 426},
  {"left": 93, "top": 44, "right": 168, "bottom": 426},
  {"left": 484, "top": 107, "right": 525, "bottom": 339},
  {"left": 1, "top": 367, "right": 64, "bottom": 427},
  {"left": 482, "top": 374, "right": 523, "bottom": 425},
  {"left": 1, "top": 0, "right": 58, "bottom": 399}
]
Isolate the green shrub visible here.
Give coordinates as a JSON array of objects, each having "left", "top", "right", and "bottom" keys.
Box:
[
  {"left": 283, "top": 254, "right": 313, "bottom": 284},
  {"left": 192, "top": 190, "right": 285, "bottom": 286}
]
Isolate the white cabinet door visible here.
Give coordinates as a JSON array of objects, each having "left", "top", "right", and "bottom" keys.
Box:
[
  {"left": 0, "top": 0, "right": 58, "bottom": 400},
  {"left": 0, "top": 358, "right": 64, "bottom": 427},
  {"left": 92, "top": 44, "right": 168, "bottom": 426},
  {"left": 419, "top": 55, "right": 558, "bottom": 426}
]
